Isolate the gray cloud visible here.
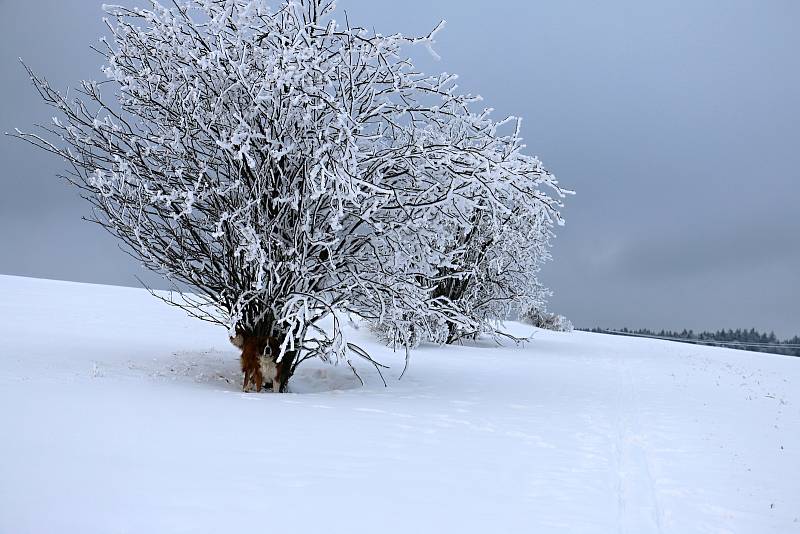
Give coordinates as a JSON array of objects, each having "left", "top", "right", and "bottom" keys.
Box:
[{"left": 1, "top": 0, "right": 798, "bottom": 336}]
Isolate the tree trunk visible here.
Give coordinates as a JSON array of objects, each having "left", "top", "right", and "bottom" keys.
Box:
[
  {"left": 231, "top": 329, "right": 297, "bottom": 393},
  {"left": 445, "top": 322, "right": 459, "bottom": 345}
]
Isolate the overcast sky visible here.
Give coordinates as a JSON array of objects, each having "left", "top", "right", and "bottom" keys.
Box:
[{"left": 1, "top": 0, "right": 798, "bottom": 336}]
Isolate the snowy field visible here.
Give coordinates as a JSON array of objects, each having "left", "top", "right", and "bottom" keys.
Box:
[{"left": 0, "top": 275, "right": 798, "bottom": 534}]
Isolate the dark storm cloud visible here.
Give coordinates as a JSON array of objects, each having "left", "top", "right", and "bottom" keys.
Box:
[{"left": 1, "top": 0, "right": 798, "bottom": 335}]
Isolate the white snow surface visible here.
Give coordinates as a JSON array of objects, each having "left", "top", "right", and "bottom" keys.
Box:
[{"left": 0, "top": 275, "right": 798, "bottom": 533}]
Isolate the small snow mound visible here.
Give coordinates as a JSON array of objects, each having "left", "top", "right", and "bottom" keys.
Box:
[
  {"left": 289, "top": 363, "right": 364, "bottom": 394},
  {"left": 101, "top": 346, "right": 367, "bottom": 394},
  {"left": 114, "top": 349, "right": 242, "bottom": 391}
]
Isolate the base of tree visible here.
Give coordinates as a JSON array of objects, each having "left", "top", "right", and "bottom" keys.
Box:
[{"left": 231, "top": 333, "right": 296, "bottom": 393}]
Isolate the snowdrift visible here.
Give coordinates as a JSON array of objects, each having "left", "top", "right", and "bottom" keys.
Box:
[{"left": 0, "top": 275, "right": 797, "bottom": 533}]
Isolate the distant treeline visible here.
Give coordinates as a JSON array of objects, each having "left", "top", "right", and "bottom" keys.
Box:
[{"left": 581, "top": 327, "right": 800, "bottom": 357}]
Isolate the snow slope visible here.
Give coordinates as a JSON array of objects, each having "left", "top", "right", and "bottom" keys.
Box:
[{"left": 0, "top": 275, "right": 797, "bottom": 534}]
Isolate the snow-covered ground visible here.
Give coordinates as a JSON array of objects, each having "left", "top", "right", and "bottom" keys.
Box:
[{"left": 0, "top": 275, "right": 797, "bottom": 534}]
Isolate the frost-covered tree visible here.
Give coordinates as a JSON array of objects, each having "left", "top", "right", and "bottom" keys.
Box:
[
  {"left": 432, "top": 201, "right": 557, "bottom": 344},
  {"left": 372, "top": 122, "right": 567, "bottom": 347},
  {"left": 15, "top": 0, "right": 567, "bottom": 391}
]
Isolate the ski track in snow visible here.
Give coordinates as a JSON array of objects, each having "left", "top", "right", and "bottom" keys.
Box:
[
  {"left": 0, "top": 275, "right": 798, "bottom": 534},
  {"left": 616, "top": 357, "right": 662, "bottom": 534}
]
